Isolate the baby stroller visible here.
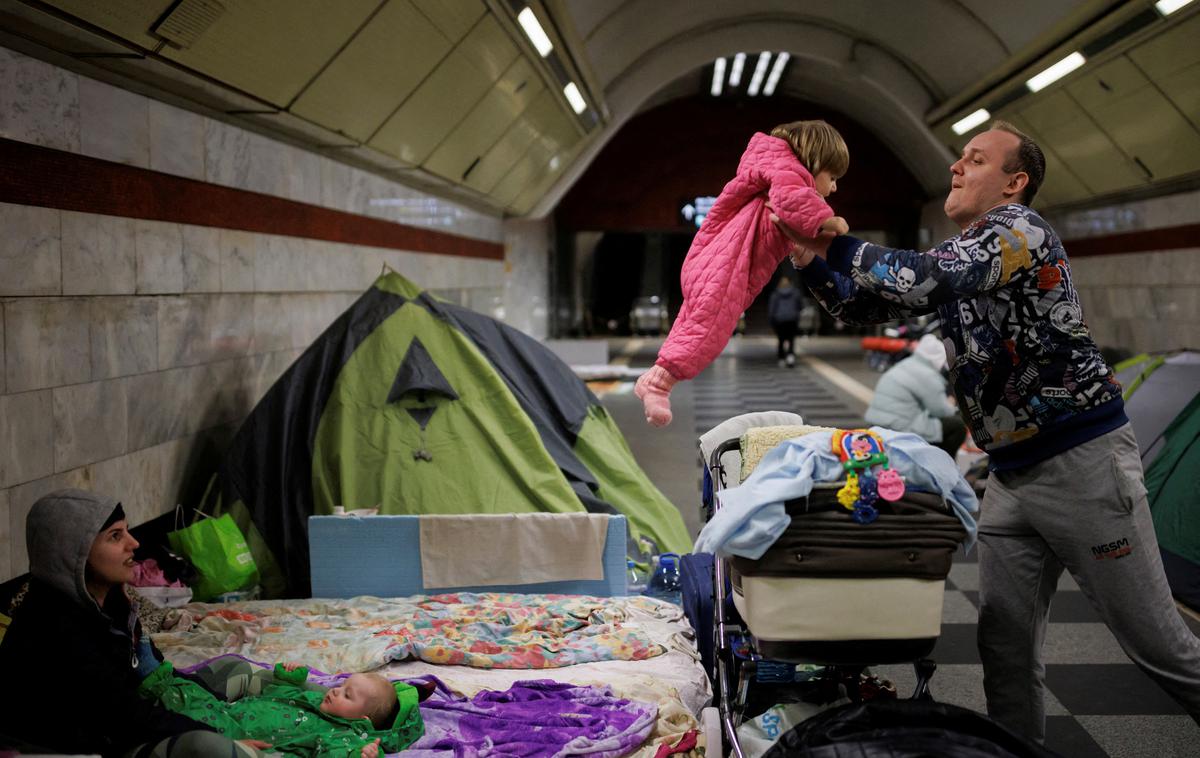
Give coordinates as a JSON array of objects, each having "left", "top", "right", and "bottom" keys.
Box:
[{"left": 696, "top": 412, "right": 970, "bottom": 758}]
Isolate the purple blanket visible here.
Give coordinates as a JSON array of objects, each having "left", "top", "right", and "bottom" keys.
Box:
[
  {"left": 177, "top": 656, "right": 657, "bottom": 757},
  {"left": 402, "top": 676, "right": 657, "bottom": 758}
]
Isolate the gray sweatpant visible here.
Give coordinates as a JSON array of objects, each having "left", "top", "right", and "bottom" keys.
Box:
[{"left": 977, "top": 423, "right": 1200, "bottom": 742}]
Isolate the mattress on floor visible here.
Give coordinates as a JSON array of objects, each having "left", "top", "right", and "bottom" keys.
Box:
[
  {"left": 154, "top": 592, "right": 711, "bottom": 758},
  {"left": 380, "top": 596, "right": 710, "bottom": 758}
]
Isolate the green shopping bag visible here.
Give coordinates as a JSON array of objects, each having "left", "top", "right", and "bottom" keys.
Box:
[{"left": 168, "top": 513, "right": 259, "bottom": 602}]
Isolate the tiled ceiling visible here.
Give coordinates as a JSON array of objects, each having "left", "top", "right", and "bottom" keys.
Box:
[
  {"left": 3, "top": 0, "right": 1197, "bottom": 216},
  {"left": 5, "top": 0, "right": 591, "bottom": 216},
  {"left": 937, "top": 9, "right": 1200, "bottom": 208},
  {"left": 536, "top": 0, "right": 1200, "bottom": 216}
]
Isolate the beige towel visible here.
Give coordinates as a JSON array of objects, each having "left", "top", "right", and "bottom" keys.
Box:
[
  {"left": 740, "top": 424, "right": 833, "bottom": 481},
  {"left": 418, "top": 513, "right": 610, "bottom": 589}
]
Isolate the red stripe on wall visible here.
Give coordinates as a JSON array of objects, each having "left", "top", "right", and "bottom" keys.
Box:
[
  {"left": 0, "top": 137, "right": 503, "bottom": 260},
  {"left": 1064, "top": 223, "right": 1200, "bottom": 257}
]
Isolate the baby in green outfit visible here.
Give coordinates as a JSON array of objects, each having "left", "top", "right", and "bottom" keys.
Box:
[{"left": 140, "top": 661, "right": 422, "bottom": 758}]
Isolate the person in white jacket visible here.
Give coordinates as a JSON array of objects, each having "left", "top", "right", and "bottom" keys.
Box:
[{"left": 864, "top": 334, "right": 966, "bottom": 458}]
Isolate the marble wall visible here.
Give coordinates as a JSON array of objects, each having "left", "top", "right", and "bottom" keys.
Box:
[
  {"left": 0, "top": 46, "right": 550, "bottom": 581},
  {"left": 1044, "top": 189, "right": 1200, "bottom": 356}
]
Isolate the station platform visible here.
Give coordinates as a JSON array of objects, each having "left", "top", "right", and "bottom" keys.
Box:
[{"left": 601, "top": 335, "right": 1200, "bottom": 758}]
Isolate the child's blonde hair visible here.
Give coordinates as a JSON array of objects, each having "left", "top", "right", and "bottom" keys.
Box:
[
  {"left": 358, "top": 673, "right": 399, "bottom": 729},
  {"left": 770, "top": 120, "right": 849, "bottom": 179}
]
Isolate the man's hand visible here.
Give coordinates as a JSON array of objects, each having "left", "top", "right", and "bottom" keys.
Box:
[
  {"left": 281, "top": 661, "right": 304, "bottom": 672},
  {"left": 362, "top": 738, "right": 382, "bottom": 758},
  {"left": 769, "top": 211, "right": 836, "bottom": 267}
]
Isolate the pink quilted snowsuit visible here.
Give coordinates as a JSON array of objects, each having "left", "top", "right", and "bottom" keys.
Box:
[{"left": 636, "top": 132, "right": 835, "bottom": 426}]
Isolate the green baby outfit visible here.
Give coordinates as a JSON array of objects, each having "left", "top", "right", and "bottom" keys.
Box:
[{"left": 140, "top": 662, "right": 422, "bottom": 757}]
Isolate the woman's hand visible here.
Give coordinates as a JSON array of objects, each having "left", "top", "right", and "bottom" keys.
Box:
[
  {"left": 281, "top": 661, "right": 304, "bottom": 672},
  {"left": 361, "top": 738, "right": 382, "bottom": 758}
]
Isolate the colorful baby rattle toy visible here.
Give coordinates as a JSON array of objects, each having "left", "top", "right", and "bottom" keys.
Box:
[{"left": 831, "top": 429, "right": 906, "bottom": 524}]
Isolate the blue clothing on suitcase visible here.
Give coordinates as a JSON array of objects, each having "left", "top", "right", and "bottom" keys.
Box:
[{"left": 694, "top": 428, "right": 979, "bottom": 559}]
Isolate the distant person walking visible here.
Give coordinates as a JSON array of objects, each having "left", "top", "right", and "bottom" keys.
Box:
[{"left": 767, "top": 276, "right": 803, "bottom": 367}]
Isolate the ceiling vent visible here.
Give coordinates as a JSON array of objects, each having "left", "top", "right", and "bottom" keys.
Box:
[{"left": 151, "top": 0, "right": 226, "bottom": 50}]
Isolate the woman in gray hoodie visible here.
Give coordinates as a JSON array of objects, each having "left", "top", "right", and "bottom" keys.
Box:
[
  {"left": 0, "top": 489, "right": 257, "bottom": 757},
  {"left": 864, "top": 334, "right": 967, "bottom": 458}
]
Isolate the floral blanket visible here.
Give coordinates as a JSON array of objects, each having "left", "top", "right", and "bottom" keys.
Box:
[{"left": 153, "top": 592, "right": 666, "bottom": 673}]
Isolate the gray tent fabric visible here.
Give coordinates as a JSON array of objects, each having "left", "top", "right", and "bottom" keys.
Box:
[
  {"left": 405, "top": 406, "right": 437, "bottom": 431},
  {"left": 388, "top": 337, "right": 459, "bottom": 403},
  {"left": 1124, "top": 351, "right": 1200, "bottom": 465}
]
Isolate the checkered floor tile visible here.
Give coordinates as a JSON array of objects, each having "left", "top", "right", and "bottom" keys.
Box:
[{"left": 619, "top": 337, "right": 1200, "bottom": 757}]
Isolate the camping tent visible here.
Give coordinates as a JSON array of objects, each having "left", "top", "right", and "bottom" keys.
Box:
[
  {"left": 206, "top": 273, "right": 690, "bottom": 597},
  {"left": 1116, "top": 350, "right": 1200, "bottom": 609}
]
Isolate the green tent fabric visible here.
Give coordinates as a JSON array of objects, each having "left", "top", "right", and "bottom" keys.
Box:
[
  {"left": 206, "top": 273, "right": 689, "bottom": 597},
  {"left": 1116, "top": 350, "right": 1200, "bottom": 610},
  {"left": 1144, "top": 392, "right": 1200, "bottom": 610}
]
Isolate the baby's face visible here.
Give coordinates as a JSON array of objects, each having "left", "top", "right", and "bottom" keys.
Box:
[{"left": 320, "top": 674, "right": 376, "bottom": 721}]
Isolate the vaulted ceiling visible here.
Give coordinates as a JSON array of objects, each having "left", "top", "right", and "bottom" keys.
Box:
[{"left": 2, "top": 0, "right": 1196, "bottom": 217}]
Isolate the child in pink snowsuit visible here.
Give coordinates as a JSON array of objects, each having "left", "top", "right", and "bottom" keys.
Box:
[{"left": 635, "top": 120, "right": 850, "bottom": 426}]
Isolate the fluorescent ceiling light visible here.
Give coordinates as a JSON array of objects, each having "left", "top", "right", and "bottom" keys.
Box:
[
  {"left": 729, "top": 52, "right": 746, "bottom": 87},
  {"left": 747, "top": 52, "right": 771, "bottom": 96},
  {"left": 763, "top": 52, "right": 790, "bottom": 96},
  {"left": 563, "top": 82, "right": 586, "bottom": 114},
  {"left": 1025, "top": 52, "right": 1086, "bottom": 92},
  {"left": 951, "top": 108, "right": 991, "bottom": 135},
  {"left": 711, "top": 57, "right": 726, "bottom": 96},
  {"left": 1155, "top": 0, "right": 1194, "bottom": 14},
  {"left": 517, "top": 7, "right": 553, "bottom": 56}
]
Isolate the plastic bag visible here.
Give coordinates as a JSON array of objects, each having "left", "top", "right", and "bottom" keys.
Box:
[{"left": 167, "top": 513, "right": 258, "bottom": 602}]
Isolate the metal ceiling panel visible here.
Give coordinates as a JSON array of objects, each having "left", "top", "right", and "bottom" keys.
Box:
[
  {"left": 511, "top": 143, "right": 581, "bottom": 215},
  {"left": 467, "top": 116, "right": 539, "bottom": 193},
  {"left": 290, "top": 0, "right": 452, "bottom": 142},
  {"left": 1153, "top": 60, "right": 1200, "bottom": 131},
  {"left": 367, "top": 13, "right": 523, "bottom": 167},
  {"left": 999, "top": 113, "right": 1091, "bottom": 207},
  {"left": 412, "top": 0, "right": 486, "bottom": 44},
  {"left": 1036, "top": 147, "right": 1093, "bottom": 206},
  {"left": 46, "top": 0, "right": 172, "bottom": 50},
  {"left": 528, "top": 99, "right": 581, "bottom": 155},
  {"left": 456, "top": 13, "right": 520, "bottom": 83},
  {"left": 466, "top": 89, "right": 558, "bottom": 193},
  {"left": 1128, "top": 12, "right": 1200, "bottom": 81},
  {"left": 1068, "top": 57, "right": 1200, "bottom": 181},
  {"left": 1019, "top": 90, "right": 1146, "bottom": 196},
  {"left": 422, "top": 56, "right": 545, "bottom": 183},
  {"left": 367, "top": 49, "right": 492, "bottom": 163},
  {"left": 492, "top": 141, "right": 550, "bottom": 206},
  {"left": 1129, "top": 13, "right": 1200, "bottom": 133},
  {"left": 157, "top": 0, "right": 380, "bottom": 108},
  {"left": 510, "top": 170, "right": 554, "bottom": 214}
]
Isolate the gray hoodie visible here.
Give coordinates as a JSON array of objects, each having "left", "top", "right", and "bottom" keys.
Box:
[
  {"left": 26, "top": 487, "right": 122, "bottom": 612},
  {"left": 2, "top": 489, "right": 214, "bottom": 755}
]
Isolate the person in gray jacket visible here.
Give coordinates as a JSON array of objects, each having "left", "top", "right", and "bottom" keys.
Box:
[
  {"left": 767, "top": 276, "right": 802, "bottom": 367},
  {"left": 864, "top": 333, "right": 966, "bottom": 458}
]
